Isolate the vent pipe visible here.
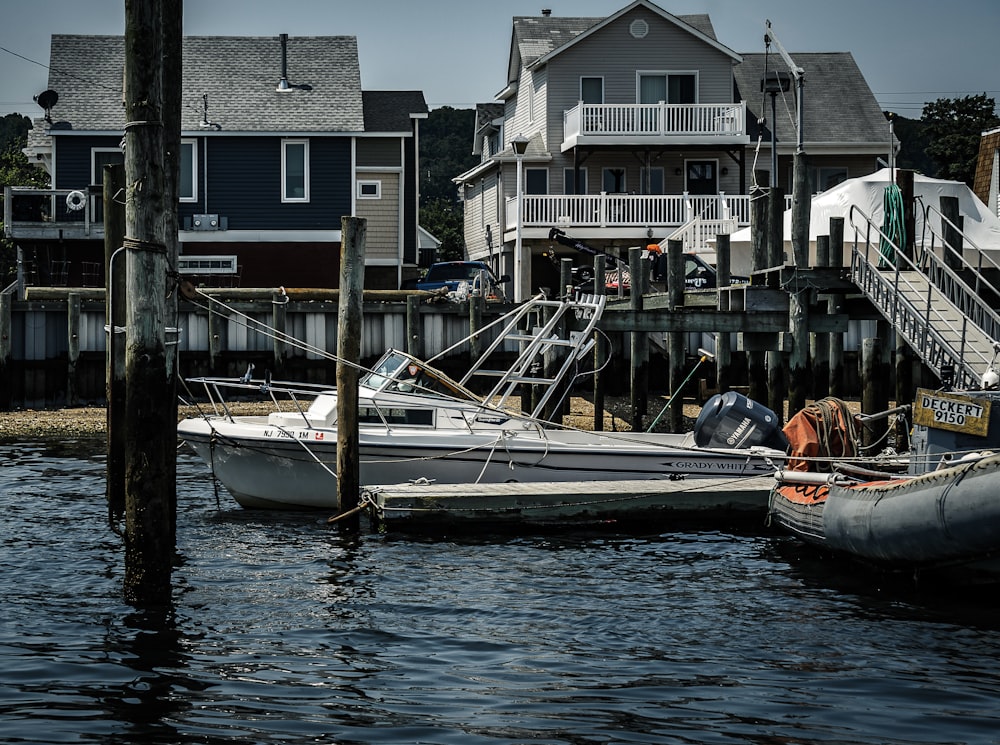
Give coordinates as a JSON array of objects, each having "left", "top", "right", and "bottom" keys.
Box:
[
  {"left": 541, "top": 9, "right": 551, "bottom": 16},
  {"left": 276, "top": 33, "right": 291, "bottom": 92}
]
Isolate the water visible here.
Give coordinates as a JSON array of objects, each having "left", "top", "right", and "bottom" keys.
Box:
[{"left": 3, "top": 439, "right": 1000, "bottom": 745}]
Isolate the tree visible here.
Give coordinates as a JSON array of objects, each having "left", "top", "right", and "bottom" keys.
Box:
[
  {"left": 419, "top": 106, "right": 478, "bottom": 259},
  {"left": 920, "top": 94, "right": 999, "bottom": 187},
  {"left": 0, "top": 115, "right": 48, "bottom": 287},
  {"left": 889, "top": 113, "right": 934, "bottom": 176}
]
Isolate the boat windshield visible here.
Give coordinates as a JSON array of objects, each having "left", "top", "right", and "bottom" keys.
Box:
[{"left": 361, "top": 351, "right": 480, "bottom": 402}]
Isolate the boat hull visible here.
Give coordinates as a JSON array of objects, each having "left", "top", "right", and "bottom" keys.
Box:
[
  {"left": 770, "top": 453, "right": 1000, "bottom": 570},
  {"left": 179, "top": 415, "right": 780, "bottom": 510}
]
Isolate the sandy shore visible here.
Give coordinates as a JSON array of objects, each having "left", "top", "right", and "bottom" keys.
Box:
[{"left": 0, "top": 396, "right": 706, "bottom": 440}]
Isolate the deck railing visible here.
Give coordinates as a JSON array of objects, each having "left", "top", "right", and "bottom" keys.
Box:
[
  {"left": 3, "top": 186, "right": 102, "bottom": 239},
  {"left": 564, "top": 101, "right": 746, "bottom": 142}
]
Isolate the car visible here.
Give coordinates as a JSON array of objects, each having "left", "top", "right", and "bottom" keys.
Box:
[{"left": 415, "top": 261, "right": 510, "bottom": 300}]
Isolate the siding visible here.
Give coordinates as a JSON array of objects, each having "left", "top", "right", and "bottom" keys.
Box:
[
  {"left": 357, "top": 138, "right": 402, "bottom": 168},
  {"left": 203, "top": 136, "right": 352, "bottom": 230},
  {"left": 355, "top": 171, "right": 400, "bottom": 261},
  {"left": 53, "top": 135, "right": 121, "bottom": 189}
]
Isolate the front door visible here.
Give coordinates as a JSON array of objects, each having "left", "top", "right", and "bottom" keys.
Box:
[{"left": 686, "top": 160, "right": 717, "bottom": 196}]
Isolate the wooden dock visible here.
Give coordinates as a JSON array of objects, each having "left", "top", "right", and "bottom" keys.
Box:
[{"left": 363, "top": 475, "right": 776, "bottom": 528}]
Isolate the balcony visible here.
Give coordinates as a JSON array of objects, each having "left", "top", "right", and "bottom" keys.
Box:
[
  {"left": 506, "top": 192, "right": 751, "bottom": 232},
  {"left": 562, "top": 102, "right": 749, "bottom": 151},
  {"left": 3, "top": 187, "right": 105, "bottom": 241}
]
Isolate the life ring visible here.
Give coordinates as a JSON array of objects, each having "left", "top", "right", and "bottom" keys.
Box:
[{"left": 65, "top": 190, "right": 86, "bottom": 212}]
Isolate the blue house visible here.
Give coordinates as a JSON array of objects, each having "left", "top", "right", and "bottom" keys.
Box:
[{"left": 6, "top": 33, "right": 428, "bottom": 291}]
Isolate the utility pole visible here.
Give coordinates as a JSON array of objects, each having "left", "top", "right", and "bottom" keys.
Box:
[{"left": 121, "top": 0, "right": 181, "bottom": 606}]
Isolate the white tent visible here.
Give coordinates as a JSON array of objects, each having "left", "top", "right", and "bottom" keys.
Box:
[{"left": 726, "top": 169, "right": 1000, "bottom": 275}]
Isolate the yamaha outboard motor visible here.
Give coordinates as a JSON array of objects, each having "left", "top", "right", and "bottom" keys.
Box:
[{"left": 693, "top": 391, "right": 788, "bottom": 451}]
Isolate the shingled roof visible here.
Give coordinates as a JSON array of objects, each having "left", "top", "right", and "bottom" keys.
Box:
[
  {"left": 362, "top": 91, "right": 428, "bottom": 133},
  {"left": 45, "top": 34, "right": 367, "bottom": 133},
  {"left": 511, "top": 10, "right": 720, "bottom": 72},
  {"left": 734, "top": 52, "right": 893, "bottom": 149}
]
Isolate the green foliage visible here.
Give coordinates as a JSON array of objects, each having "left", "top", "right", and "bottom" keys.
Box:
[
  {"left": 420, "top": 198, "right": 465, "bottom": 262},
  {"left": 419, "top": 107, "right": 477, "bottom": 259},
  {"left": 920, "top": 94, "right": 1000, "bottom": 186},
  {"left": 1, "top": 114, "right": 48, "bottom": 287},
  {"left": 889, "top": 113, "right": 934, "bottom": 176}
]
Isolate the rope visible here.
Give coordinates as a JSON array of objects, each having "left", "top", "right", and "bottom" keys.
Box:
[{"left": 879, "top": 184, "right": 906, "bottom": 268}]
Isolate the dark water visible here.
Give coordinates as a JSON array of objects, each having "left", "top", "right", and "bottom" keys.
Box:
[{"left": 3, "top": 439, "right": 1000, "bottom": 745}]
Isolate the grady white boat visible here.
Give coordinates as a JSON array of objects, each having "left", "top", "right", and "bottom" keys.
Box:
[{"left": 178, "top": 293, "right": 787, "bottom": 514}]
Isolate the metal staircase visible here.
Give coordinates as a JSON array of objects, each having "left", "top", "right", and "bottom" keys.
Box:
[{"left": 849, "top": 204, "right": 1000, "bottom": 389}]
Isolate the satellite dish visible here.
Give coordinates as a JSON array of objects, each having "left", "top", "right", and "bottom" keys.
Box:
[
  {"left": 34, "top": 90, "right": 58, "bottom": 122},
  {"left": 35, "top": 89, "right": 58, "bottom": 111}
]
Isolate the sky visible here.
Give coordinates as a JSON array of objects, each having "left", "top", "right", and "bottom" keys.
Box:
[{"left": 1, "top": 0, "right": 998, "bottom": 120}]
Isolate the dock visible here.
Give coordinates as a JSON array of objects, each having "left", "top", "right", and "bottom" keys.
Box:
[{"left": 363, "top": 476, "right": 776, "bottom": 528}]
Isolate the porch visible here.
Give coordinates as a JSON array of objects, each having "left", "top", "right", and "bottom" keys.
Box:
[
  {"left": 3, "top": 186, "right": 105, "bottom": 241},
  {"left": 562, "top": 102, "right": 750, "bottom": 151}
]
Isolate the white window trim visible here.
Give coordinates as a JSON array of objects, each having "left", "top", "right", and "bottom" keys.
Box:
[
  {"left": 281, "top": 138, "right": 310, "bottom": 203},
  {"left": 91, "top": 146, "right": 123, "bottom": 184},
  {"left": 357, "top": 180, "right": 382, "bottom": 199},
  {"left": 180, "top": 138, "right": 198, "bottom": 203}
]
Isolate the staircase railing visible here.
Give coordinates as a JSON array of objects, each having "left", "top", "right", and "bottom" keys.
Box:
[
  {"left": 849, "top": 205, "right": 997, "bottom": 389},
  {"left": 920, "top": 203, "right": 1000, "bottom": 344}
]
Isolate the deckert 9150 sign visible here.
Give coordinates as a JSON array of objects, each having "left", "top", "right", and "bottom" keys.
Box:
[{"left": 912, "top": 388, "right": 991, "bottom": 436}]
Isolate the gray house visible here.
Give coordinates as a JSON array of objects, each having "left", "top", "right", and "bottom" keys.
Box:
[
  {"left": 454, "top": 0, "right": 895, "bottom": 299},
  {"left": 6, "top": 34, "right": 428, "bottom": 292}
]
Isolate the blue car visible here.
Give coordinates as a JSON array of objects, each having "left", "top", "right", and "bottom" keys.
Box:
[{"left": 415, "top": 261, "right": 509, "bottom": 299}]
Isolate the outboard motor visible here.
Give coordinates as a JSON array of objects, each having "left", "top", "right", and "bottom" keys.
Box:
[{"left": 693, "top": 391, "right": 788, "bottom": 451}]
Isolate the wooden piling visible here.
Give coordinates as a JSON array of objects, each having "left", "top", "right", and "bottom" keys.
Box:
[
  {"left": 67, "top": 292, "right": 80, "bottom": 406},
  {"left": 593, "top": 255, "right": 606, "bottom": 431},
  {"left": 122, "top": 0, "right": 174, "bottom": 606},
  {"left": 667, "top": 239, "right": 685, "bottom": 433},
  {"left": 406, "top": 294, "right": 422, "bottom": 359},
  {"left": 861, "top": 336, "right": 888, "bottom": 450},
  {"left": 941, "top": 195, "right": 964, "bottom": 273},
  {"left": 828, "top": 216, "right": 846, "bottom": 398},
  {"left": 0, "top": 291, "right": 11, "bottom": 410},
  {"left": 714, "top": 234, "right": 732, "bottom": 393},
  {"left": 629, "top": 246, "right": 648, "bottom": 430},
  {"left": 747, "top": 179, "right": 768, "bottom": 402},
  {"left": 335, "top": 216, "right": 367, "bottom": 530},
  {"left": 810, "top": 235, "right": 830, "bottom": 400},
  {"left": 104, "top": 163, "right": 126, "bottom": 525},
  {"left": 272, "top": 290, "right": 287, "bottom": 378}
]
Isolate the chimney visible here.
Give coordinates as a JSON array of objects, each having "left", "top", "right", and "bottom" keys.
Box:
[
  {"left": 276, "top": 33, "right": 291, "bottom": 92},
  {"left": 541, "top": 9, "right": 551, "bottom": 16}
]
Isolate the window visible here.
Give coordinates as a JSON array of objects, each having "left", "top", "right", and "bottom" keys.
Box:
[
  {"left": 602, "top": 167, "right": 627, "bottom": 194},
  {"left": 358, "top": 180, "right": 381, "bottom": 199},
  {"left": 563, "top": 168, "right": 588, "bottom": 195},
  {"left": 809, "top": 167, "right": 848, "bottom": 194},
  {"left": 581, "top": 77, "right": 604, "bottom": 104},
  {"left": 281, "top": 139, "right": 309, "bottom": 202},
  {"left": 640, "top": 167, "right": 665, "bottom": 195},
  {"left": 177, "top": 255, "right": 238, "bottom": 274},
  {"left": 180, "top": 139, "right": 197, "bottom": 202},
  {"left": 524, "top": 168, "right": 548, "bottom": 195},
  {"left": 638, "top": 72, "right": 697, "bottom": 104}
]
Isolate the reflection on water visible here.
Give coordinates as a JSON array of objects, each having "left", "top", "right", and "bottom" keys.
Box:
[{"left": 2, "top": 439, "right": 1000, "bottom": 744}]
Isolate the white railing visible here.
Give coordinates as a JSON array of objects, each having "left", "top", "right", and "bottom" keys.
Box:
[
  {"left": 564, "top": 101, "right": 746, "bottom": 141},
  {"left": 505, "top": 192, "right": 751, "bottom": 230}
]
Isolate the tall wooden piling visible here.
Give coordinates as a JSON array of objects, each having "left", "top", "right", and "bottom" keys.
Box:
[
  {"left": 748, "top": 181, "right": 769, "bottom": 402},
  {"left": 941, "top": 195, "right": 964, "bottom": 273},
  {"left": 105, "top": 163, "right": 127, "bottom": 524},
  {"left": 861, "top": 337, "right": 888, "bottom": 450},
  {"left": 667, "top": 239, "right": 685, "bottom": 433},
  {"left": 122, "top": 0, "right": 174, "bottom": 606},
  {"left": 766, "top": 186, "right": 785, "bottom": 421},
  {"left": 828, "top": 216, "right": 846, "bottom": 398},
  {"left": 629, "top": 246, "right": 648, "bottom": 430},
  {"left": 406, "top": 294, "right": 422, "bottom": 359},
  {"left": 593, "top": 255, "right": 607, "bottom": 431},
  {"left": 67, "top": 292, "right": 81, "bottom": 406},
  {"left": 335, "top": 216, "right": 367, "bottom": 529},
  {"left": 715, "top": 234, "right": 732, "bottom": 393},
  {"left": 0, "top": 290, "right": 11, "bottom": 410},
  {"left": 810, "top": 235, "right": 830, "bottom": 400}
]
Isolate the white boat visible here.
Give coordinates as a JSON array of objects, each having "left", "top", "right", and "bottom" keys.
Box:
[
  {"left": 178, "top": 293, "right": 787, "bottom": 513},
  {"left": 769, "top": 389, "right": 1000, "bottom": 582}
]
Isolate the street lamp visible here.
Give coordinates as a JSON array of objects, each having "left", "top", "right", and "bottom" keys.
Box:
[
  {"left": 511, "top": 134, "right": 529, "bottom": 303},
  {"left": 760, "top": 70, "right": 790, "bottom": 187}
]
